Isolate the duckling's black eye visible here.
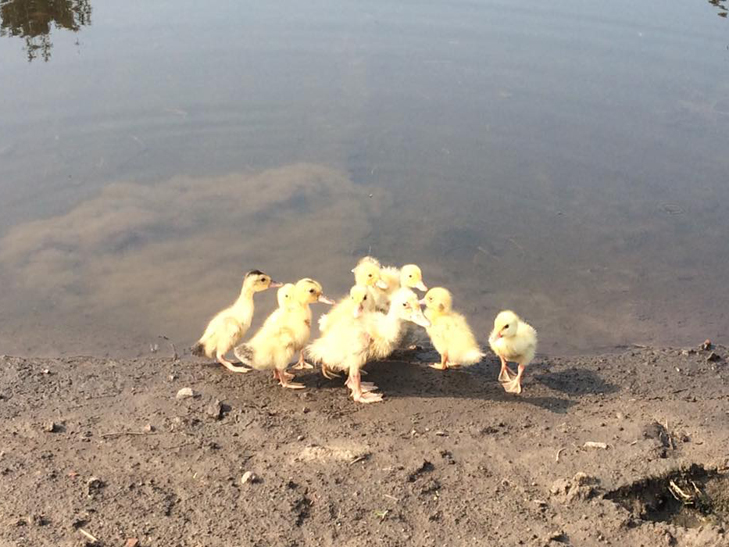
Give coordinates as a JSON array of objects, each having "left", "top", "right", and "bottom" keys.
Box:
[
  {"left": 309, "top": 288, "right": 315, "bottom": 294},
  {"left": 363, "top": 296, "right": 367, "bottom": 300},
  {"left": 402, "top": 302, "right": 407, "bottom": 307},
  {"left": 503, "top": 324, "right": 509, "bottom": 329},
  {"left": 368, "top": 273, "right": 373, "bottom": 278}
]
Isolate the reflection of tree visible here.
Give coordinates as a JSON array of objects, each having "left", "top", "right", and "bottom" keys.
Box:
[
  {"left": 708, "top": 0, "right": 728, "bottom": 19},
  {"left": 0, "top": 0, "right": 92, "bottom": 61}
]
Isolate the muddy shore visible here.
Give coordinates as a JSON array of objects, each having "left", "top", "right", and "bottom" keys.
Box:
[{"left": 1, "top": 344, "right": 728, "bottom": 547}]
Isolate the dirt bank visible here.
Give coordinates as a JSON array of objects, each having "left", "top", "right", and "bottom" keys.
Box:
[{"left": 1, "top": 344, "right": 728, "bottom": 546}]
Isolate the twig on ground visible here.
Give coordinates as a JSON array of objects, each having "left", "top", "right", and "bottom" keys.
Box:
[
  {"left": 350, "top": 454, "right": 370, "bottom": 465},
  {"left": 100, "top": 431, "right": 156, "bottom": 439},
  {"left": 78, "top": 528, "right": 98, "bottom": 543},
  {"left": 556, "top": 447, "right": 565, "bottom": 462}
]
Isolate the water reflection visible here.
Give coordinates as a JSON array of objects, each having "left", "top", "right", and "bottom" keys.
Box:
[
  {"left": 708, "top": 0, "right": 728, "bottom": 18},
  {"left": 0, "top": 164, "right": 383, "bottom": 355},
  {"left": 0, "top": 0, "right": 91, "bottom": 61}
]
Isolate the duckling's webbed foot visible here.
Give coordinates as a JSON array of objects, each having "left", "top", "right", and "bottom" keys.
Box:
[
  {"left": 498, "top": 357, "right": 517, "bottom": 383},
  {"left": 321, "top": 364, "right": 341, "bottom": 379},
  {"left": 292, "top": 352, "right": 314, "bottom": 370},
  {"left": 498, "top": 368, "right": 516, "bottom": 382},
  {"left": 219, "top": 355, "right": 252, "bottom": 373},
  {"left": 352, "top": 390, "right": 384, "bottom": 403},
  {"left": 345, "top": 376, "right": 377, "bottom": 393},
  {"left": 501, "top": 364, "right": 525, "bottom": 394},
  {"left": 274, "top": 369, "right": 305, "bottom": 390},
  {"left": 347, "top": 371, "right": 383, "bottom": 403},
  {"left": 429, "top": 353, "right": 450, "bottom": 371}
]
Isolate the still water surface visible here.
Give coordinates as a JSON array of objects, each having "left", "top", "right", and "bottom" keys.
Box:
[{"left": 1, "top": 0, "right": 728, "bottom": 356}]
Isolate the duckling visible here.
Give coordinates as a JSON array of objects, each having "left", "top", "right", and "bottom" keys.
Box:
[
  {"left": 391, "top": 264, "right": 429, "bottom": 349},
  {"left": 351, "top": 257, "right": 389, "bottom": 311},
  {"left": 307, "top": 288, "right": 430, "bottom": 403},
  {"left": 421, "top": 287, "right": 484, "bottom": 370},
  {"left": 233, "top": 278, "right": 333, "bottom": 389},
  {"left": 316, "top": 285, "right": 376, "bottom": 379},
  {"left": 191, "top": 270, "right": 280, "bottom": 372},
  {"left": 381, "top": 264, "right": 429, "bottom": 294},
  {"left": 488, "top": 310, "right": 537, "bottom": 394}
]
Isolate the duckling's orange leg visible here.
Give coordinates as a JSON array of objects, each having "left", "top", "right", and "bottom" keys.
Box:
[
  {"left": 497, "top": 356, "right": 517, "bottom": 383},
  {"left": 218, "top": 353, "right": 252, "bottom": 373},
  {"left": 348, "top": 370, "right": 382, "bottom": 403},
  {"left": 429, "top": 352, "right": 449, "bottom": 370},
  {"left": 292, "top": 351, "right": 314, "bottom": 370},
  {"left": 275, "top": 369, "right": 305, "bottom": 390},
  {"left": 502, "top": 364, "right": 525, "bottom": 394}
]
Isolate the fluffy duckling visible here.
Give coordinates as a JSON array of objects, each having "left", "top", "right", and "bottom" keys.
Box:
[
  {"left": 488, "top": 310, "right": 538, "bottom": 394},
  {"left": 421, "top": 287, "right": 484, "bottom": 370},
  {"left": 381, "top": 264, "right": 428, "bottom": 294},
  {"left": 307, "top": 288, "right": 430, "bottom": 403},
  {"left": 351, "top": 257, "right": 390, "bottom": 311},
  {"left": 318, "top": 285, "right": 375, "bottom": 334},
  {"left": 233, "top": 278, "right": 333, "bottom": 389},
  {"left": 191, "top": 270, "right": 280, "bottom": 371},
  {"left": 391, "top": 264, "right": 429, "bottom": 349}
]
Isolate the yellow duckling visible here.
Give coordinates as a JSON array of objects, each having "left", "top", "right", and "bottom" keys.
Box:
[
  {"left": 488, "top": 310, "right": 538, "bottom": 394},
  {"left": 318, "top": 285, "right": 375, "bottom": 334},
  {"left": 191, "top": 270, "right": 280, "bottom": 371},
  {"left": 380, "top": 264, "right": 429, "bottom": 294},
  {"left": 351, "top": 257, "right": 390, "bottom": 311},
  {"left": 420, "top": 287, "right": 484, "bottom": 370},
  {"left": 233, "top": 278, "right": 333, "bottom": 389},
  {"left": 307, "top": 288, "right": 430, "bottom": 403},
  {"left": 391, "top": 264, "right": 429, "bottom": 349}
]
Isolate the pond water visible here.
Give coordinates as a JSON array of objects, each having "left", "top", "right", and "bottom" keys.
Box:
[{"left": 1, "top": 0, "right": 728, "bottom": 357}]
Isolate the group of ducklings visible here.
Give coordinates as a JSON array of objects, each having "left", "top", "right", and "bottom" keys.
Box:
[{"left": 192, "top": 258, "right": 537, "bottom": 404}]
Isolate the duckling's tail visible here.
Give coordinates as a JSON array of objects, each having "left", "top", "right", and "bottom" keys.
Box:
[
  {"left": 462, "top": 348, "right": 486, "bottom": 366},
  {"left": 191, "top": 342, "right": 205, "bottom": 357},
  {"left": 304, "top": 342, "right": 324, "bottom": 365},
  {"left": 233, "top": 344, "right": 254, "bottom": 366}
]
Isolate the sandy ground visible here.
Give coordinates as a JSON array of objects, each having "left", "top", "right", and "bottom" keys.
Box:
[{"left": 1, "top": 343, "right": 728, "bottom": 547}]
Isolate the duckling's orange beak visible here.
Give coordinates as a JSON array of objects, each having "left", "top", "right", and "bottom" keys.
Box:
[
  {"left": 353, "top": 305, "right": 363, "bottom": 318},
  {"left": 375, "top": 279, "right": 388, "bottom": 290},
  {"left": 414, "top": 281, "right": 428, "bottom": 292},
  {"left": 418, "top": 298, "right": 427, "bottom": 306},
  {"left": 318, "top": 295, "right": 335, "bottom": 305},
  {"left": 269, "top": 281, "right": 283, "bottom": 288}
]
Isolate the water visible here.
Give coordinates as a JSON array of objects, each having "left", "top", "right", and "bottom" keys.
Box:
[{"left": 1, "top": 0, "right": 728, "bottom": 357}]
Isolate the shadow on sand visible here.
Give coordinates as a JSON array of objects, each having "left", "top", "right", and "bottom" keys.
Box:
[
  {"left": 302, "top": 355, "right": 579, "bottom": 414},
  {"left": 532, "top": 366, "right": 619, "bottom": 396}
]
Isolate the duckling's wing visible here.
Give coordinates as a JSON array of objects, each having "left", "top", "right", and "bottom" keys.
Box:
[{"left": 215, "top": 316, "right": 244, "bottom": 353}]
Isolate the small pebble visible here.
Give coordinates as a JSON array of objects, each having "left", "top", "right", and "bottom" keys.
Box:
[
  {"left": 241, "top": 471, "right": 257, "bottom": 484},
  {"left": 176, "top": 387, "right": 195, "bottom": 400}
]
